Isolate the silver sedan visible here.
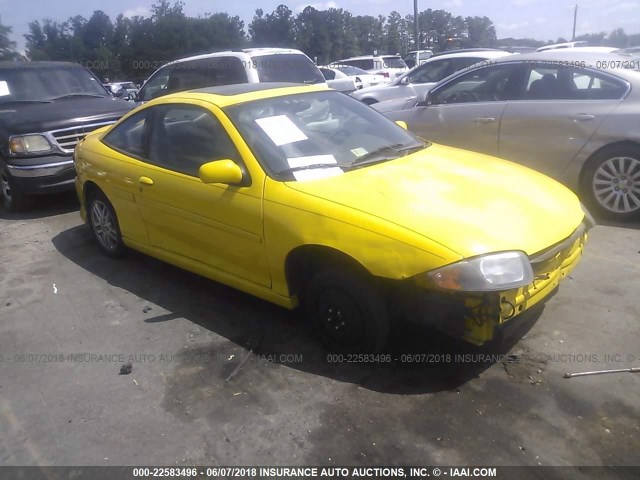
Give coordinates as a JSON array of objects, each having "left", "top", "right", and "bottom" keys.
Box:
[{"left": 384, "top": 52, "right": 640, "bottom": 220}]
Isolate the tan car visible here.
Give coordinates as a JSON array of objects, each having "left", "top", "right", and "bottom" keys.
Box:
[{"left": 385, "top": 51, "right": 640, "bottom": 220}]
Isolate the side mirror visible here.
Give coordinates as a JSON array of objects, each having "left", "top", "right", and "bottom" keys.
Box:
[
  {"left": 199, "top": 159, "right": 243, "bottom": 185},
  {"left": 416, "top": 91, "right": 431, "bottom": 107},
  {"left": 127, "top": 91, "right": 139, "bottom": 102},
  {"left": 400, "top": 76, "right": 410, "bottom": 85},
  {"left": 395, "top": 120, "right": 408, "bottom": 130},
  {"left": 110, "top": 85, "right": 125, "bottom": 97}
]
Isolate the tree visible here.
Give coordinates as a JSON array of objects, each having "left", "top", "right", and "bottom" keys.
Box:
[
  {"left": 249, "top": 5, "right": 295, "bottom": 47},
  {"left": 0, "top": 16, "right": 18, "bottom": 60},
  {"left": 464, "top": 16, "right": 496, "bottom": 48}
]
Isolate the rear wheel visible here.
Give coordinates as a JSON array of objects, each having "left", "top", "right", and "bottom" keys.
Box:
[
  {"left": 87, "top": 190, "right": 125, "bottom": 258},
  {"left": 0, "top": 164, "right": 31, "bottom": 212},
  {"left": 304, "top": 266, "right": 390, "bottom": 353},
  {"left": 582, "top": 145, "right": 640, "bottom": 220}
]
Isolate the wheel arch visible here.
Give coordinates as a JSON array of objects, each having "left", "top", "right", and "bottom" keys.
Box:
[{"left": 284, "top": 244, "right": 371, "bottom": 300}]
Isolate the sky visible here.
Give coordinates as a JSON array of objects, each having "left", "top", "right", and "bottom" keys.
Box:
[{"left": 1, "top": 0, "right": 637, "bottom": 53}]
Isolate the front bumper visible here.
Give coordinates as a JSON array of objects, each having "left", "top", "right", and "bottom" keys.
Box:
[
  {"left": 6, "top": 156, "right": 76, "bottom": 194},
  {"left": 396, "top": 221, "right": 589, "bottom": 345}
]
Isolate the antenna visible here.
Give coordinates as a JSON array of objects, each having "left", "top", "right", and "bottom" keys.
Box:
[{"left": 572, "top": 3, "right": 578, "bottom": 41}]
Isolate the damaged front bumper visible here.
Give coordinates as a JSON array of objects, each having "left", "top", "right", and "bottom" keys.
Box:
[{"left": 396, "top": 220, "right": 589, "bottom": 345}]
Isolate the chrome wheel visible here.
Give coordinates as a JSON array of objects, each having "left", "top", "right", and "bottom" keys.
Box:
[
  {"left": 592, "top": 156, "right": 640, "bottom": 214},
  {"left": 91, "top": 199, "right": 119, "bottom": 251}
]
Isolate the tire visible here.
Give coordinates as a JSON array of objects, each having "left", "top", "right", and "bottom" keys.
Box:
[
  {"left": 87, "top": 190, "right": 125, "bottom": 258},
  {"left": 304, "top": 266, "right": 390, "bottom": 353},
  {"left": 0, "top": 164, "right": 32, "bottom": 212},
  {"left": 581, "top": 145, "right": 640, "bottom": 221}
]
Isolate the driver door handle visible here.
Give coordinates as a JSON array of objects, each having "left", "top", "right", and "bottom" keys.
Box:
[
  {"left": 139, "top": 176, "right": 154, "bottom": 186},
  {"left": 571, "top": 113, "right": 595, "bottom": 122},
  {"left": 474, "top": 117, "right": 495, "bottom": 124}
]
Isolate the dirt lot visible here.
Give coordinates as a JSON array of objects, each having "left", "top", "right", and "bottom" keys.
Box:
[{"left": 1, "top": 192, "right": 639, "bottom": 470}]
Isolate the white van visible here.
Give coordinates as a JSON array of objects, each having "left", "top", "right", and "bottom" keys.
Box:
[{"left": 134, "top": 48, "right": 326, "bottom": 102}]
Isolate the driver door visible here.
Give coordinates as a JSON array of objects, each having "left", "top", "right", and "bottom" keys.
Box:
[
  {"left": 133, "top": 102, "right": 270, "bottom": 287},
  {"left": 394, "top": 64, "right": 521, "bottom": 156}
]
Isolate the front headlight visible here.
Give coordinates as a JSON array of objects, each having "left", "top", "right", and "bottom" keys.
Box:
[
  {"left": 426, "top": 251, "right": 534, "bottom": 292},
  {"left": 9, "top": 134, "right": 53, "bottom": 154}
]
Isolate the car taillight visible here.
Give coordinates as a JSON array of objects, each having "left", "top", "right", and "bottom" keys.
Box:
[{"left": 382, "top": 72, "right": 389, "bottom": 78}]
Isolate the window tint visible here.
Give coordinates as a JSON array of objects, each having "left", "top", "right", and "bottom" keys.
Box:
[
  {"left": 320, "top": 68, "right": 335, "bottom": 80},
  {"left": 255, "top": 54, "right": 325, "bottom": 84},
  {"left": 381, "top": 56, "right": 407, "bottom": 69},
  {"left": 140, "top": 67, "right": 172, "bottom": 102},
  {"left": 103, "top": 111, "right": 148, "bottom": 158},
  {"left": 524, "top": 65, "right": 627, "bottom": 100},
  {"left": 408, "top": 60, "right": 452, "bottom": 83},
  {"left": 343, "top": 59, "right": 374, "bottom": 70},
  {"left": 147, "top": 105, "right": 239, "bottom": 177},
  {"left": 431, "top": 65, "right": 517, "bottom": 104}
]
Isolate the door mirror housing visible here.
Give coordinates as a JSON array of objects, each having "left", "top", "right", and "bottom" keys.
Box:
[
  {"left": 416, "top": 91, "right": 431, "bottom": 107},
  {"left": 199, "top": 160, "right": 243, "bottom": 185},
  {"left": 127, "top": 91, "right": 139, "bottom": 102},
  {"left": 110, "top": 85, "right": 125, "bottom": 98},
  {"left": 395, "top": 120, "right": 408, "bottom": 130}
]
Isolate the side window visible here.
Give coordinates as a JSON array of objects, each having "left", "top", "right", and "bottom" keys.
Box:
[
  {"left": 570, "top": 69, "right": 627, "bottom": 100},
  {"left": 320, "top": 68, "right": 335, "bottom": 80},
  {"left": 147, "top": 105, "right": 239, "bottom": 177},
  {"left": 140, "top": 67, "right": 173, "bottom": 102},
  {"left": 102, "top": 110, "right": 149, "bottom": 158},
  {"left": 431, "top": 65, "right": 517, "bottom": 104},
  {"left": 522, "top": 65, "right": 625, "bottom": 100},
  {"left": 450, "top": 57, "right": 486, "bottom": 72},
  {"left": 408, "top": 60, "right": 451, "bottom": 84}
]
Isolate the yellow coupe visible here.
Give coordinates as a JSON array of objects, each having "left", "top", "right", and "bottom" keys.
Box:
[{"left": 74, "top": 83, "right": 590, "bottom": 352}]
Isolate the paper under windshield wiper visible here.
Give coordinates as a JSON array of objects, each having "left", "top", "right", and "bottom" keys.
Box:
[{"left": 50, "top": 94, "right": 105, "bottom": 100}]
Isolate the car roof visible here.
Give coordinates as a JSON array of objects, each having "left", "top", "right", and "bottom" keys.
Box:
[
  {"left": 491, "top": 50, "right": 639, "bottom": 69},
  {"left": 146, "top": 83, "right": 330, "bottom": 108},
  {"left": 429, "top": 49, "right": 510, "bottom": 60},
  {"left": 162, "top": 48, "right": 308, "bottom": 67}
]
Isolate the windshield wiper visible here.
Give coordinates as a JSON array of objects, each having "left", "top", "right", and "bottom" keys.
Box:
[
  {"left": 348, "top": 142, "right": 425, "bottom": 168},
  {"left": 50, "top": 93, "right": 106, "bottom": 100},
  {"left": 276, "top": 163, "right": 340, "bottom": 177}
]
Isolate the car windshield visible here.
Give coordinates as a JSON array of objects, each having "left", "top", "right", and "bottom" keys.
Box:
[
  {"left": 382, "top": 56, "right": 408, "bottom": 69},
  {"left": 335, "top": 66, "right": 369, "bottom": 76},
  {"left": 225, "top": 90, "right": 426, "bottom": 181},
  {"left": 0, "top": 64, "right": 107, "bottom": 103},
  {"left": 255, "top": 54, "right": 326, "bottom": 84}
]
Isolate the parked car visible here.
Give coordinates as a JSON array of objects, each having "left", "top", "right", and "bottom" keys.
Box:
[
  {"left": 383, "top": 51, "right": 640, "bottom": 220},
  {"left": 133, "top": 48, "right": 326, "bottom": 103},
  {"left": 332, "top": 55, "right": 408, "bottom": 82},
  {"left": 318, "top": 67, "right": 357, "bottom": 93},
  {"left": 74, "top": 83, "right": 589, "bottom": 352},
  {"left": 352, "top": 50, "right": 513, "bottom": 105},
  {"left": 403, "top": 49, "right": 434, "bottom": 68},
  {"left": 320, "top": 65, "right": 385, "bottom": 91},
  {"left": 0, "top": 61, "right": 134, "bottom": 211}
]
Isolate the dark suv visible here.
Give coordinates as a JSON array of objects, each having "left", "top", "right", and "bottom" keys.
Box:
[{"left": 0, "top": 62, "right": 134, "bottom": 211}]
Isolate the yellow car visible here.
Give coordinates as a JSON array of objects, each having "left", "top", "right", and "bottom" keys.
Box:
[{"left": 74, "top": 83, "right": 591, "bottom": 352}]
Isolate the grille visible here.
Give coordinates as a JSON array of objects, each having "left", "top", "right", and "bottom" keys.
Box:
[{"left": 48, "top": 121, "right": 115, "bottom": 153}]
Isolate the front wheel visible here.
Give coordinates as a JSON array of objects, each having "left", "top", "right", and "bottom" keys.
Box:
[
  {"left": 582, "top": 145, "right": 640, "bottom": 221},
  {"left": 0, "top": 164, "right": 32, "bottom": 212},
  {"left": 304, "top": 266, "right": 390, "bottom": 353},
  {"left": 87, "top": 191, "right": 125, "bottom": 258}
]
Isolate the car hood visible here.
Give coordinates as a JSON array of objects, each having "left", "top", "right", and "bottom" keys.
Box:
[
  {"left": 285, "top": 144, "right": 584, "bottom": 258},
  {"left": 0, "top": 97, "right": 134, "bottom": 134}
]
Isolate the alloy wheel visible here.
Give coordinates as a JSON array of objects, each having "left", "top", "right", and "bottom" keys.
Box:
[
  {"left": 91, "top": 200, "right": 119, "bottom": 251},
  {"left": 0, "top": 169, "right": 12, "bottom": 202},
  {"left": 592, "top": 156, "right": 640, "bottom": 214}
]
